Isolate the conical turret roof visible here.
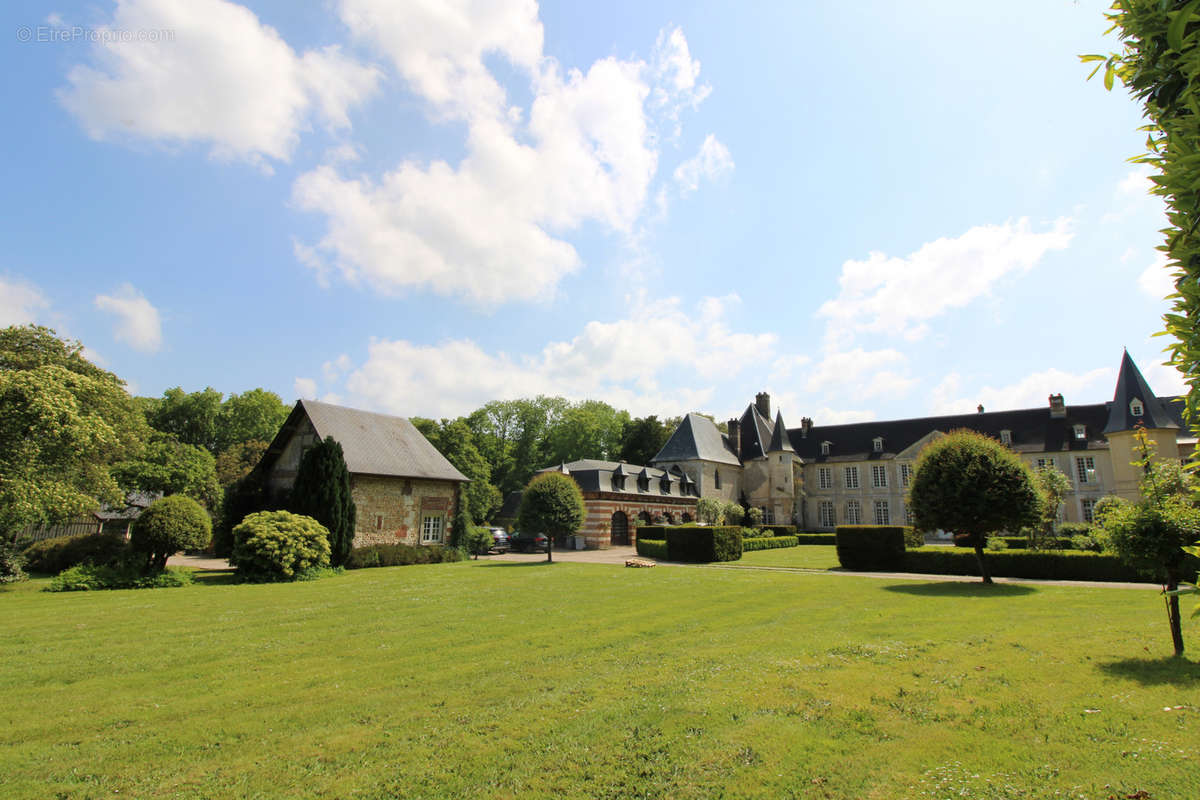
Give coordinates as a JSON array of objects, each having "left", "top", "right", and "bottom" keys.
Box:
[{"left": 1103, "top": 350, "right": 1178, "bottom": 434}]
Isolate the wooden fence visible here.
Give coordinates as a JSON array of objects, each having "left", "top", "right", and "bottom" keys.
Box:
[{"left": 15, "top": 518, "right": 102, "bottom": 543}]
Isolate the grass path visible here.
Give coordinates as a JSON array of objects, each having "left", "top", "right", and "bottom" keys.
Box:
[{"left": 2, "top": 561, "right": 1198, "bottom": 799}]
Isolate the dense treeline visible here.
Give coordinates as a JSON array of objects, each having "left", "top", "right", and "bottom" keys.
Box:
[{"left": 0, "top": 325, "right": 690, "bottom": 536}]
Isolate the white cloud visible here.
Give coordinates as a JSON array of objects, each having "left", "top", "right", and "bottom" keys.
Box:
[
  {"left": 650, "top": 26, "right": 711, "bottom": 138},
  {"left": 929, "top": 367, "right": 1114, "bottom": 417},
  {"left": 674, "top": 134, "right": 734, "bottom": 195},
  {"left": 94, "top": 284, "right": 163, "bottom": 353},
  {"left": 1137, "top": 251, "right": 1176, "bottom": 301},
  {"left": 294, "top": 7, "right": 716, "bottom": 304},
  {"left": 57, "top": 0, "right": 380, "bottom": 165},
  {"left": 803, "top": 348, "right": 916, "bottom": 400},
  {"left": 818, "top": 217, "right": 1073, "bottom": 344},
  {"left": 294, "top": 377, "right": 317, "bottom": 399},
  {"left": 335, "top": 293, "right": 774, "bottom": 418},
  {"left": 0, "top": 276, "right": 49, "bottom": 327},
  {"left": 1142, "top": 358, "right": 1188, "bottom": 398},
  {"left": 1103, "top": 165, "right": 1164, "bottom": 224}
]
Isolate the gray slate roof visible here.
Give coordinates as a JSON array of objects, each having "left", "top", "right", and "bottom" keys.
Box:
[
  {"left": 271, "top": 400, "right": 468, "bottom": 482},
  {"left": 651, "top": 413, "right": 740, "bottom": 466},
  {"left": 768, "top": 410, "right": 795, "bottom": 453},
  {"left": 1104, "top": 350, "right": 1178, "bottom": 434},
  {"left": 537, "top": 459, "right": 698, "bottom": 498}
]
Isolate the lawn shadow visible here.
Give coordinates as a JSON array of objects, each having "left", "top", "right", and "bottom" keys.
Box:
[
  {"left": 474, "top": 560, "right": 558, "bottom": 568},
  {"left": 882, "top": 582, "right": 1037, "bottom": 597},
  {"left": 1097, "top": 655, "right": 1200, "bottom": 686},
  {"left": 190, "top": 570, "right": 240, "bottom": 586}
]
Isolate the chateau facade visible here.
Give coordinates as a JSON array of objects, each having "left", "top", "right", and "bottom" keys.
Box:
[{"left": 652, "top": 352, "right": 1194, "bottom": 532}]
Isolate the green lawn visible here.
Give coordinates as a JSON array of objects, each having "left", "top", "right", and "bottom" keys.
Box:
[
  {"left": 2, "top": 561, "right": 1198, "bottom": 799},
  {"left": 738, "top": 544, "right": 842, "bottom": 570}
]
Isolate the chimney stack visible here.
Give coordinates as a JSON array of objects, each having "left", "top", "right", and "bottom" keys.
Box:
[
  {"left": 755, "top": 391, "right": 771, "bottom": 419},
  {"left": 1048, "top": 393, "right": 1066, "bottom": 418},
  {"left": 727, "top": 418, "right": 741, "bottom": 456},
  {"left": 800, "top": 416, "right": 813, "bottom": 437},
  {"left": 977, "top": 404, "right": 984, "bottom": 414}
]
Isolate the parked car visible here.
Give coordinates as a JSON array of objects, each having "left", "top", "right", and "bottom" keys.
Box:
[
  {"left": 509, "top": 530, "right": 549, "bottom": 553},
  {"left": 489, "top": 527, "right": 510, "bottom": 553}
]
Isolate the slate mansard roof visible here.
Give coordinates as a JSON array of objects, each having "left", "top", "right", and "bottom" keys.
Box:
[
  {"left": 652, "top": 413, "right": 741, "bottom": 466},
  {"left": 539, "top": 460, "right": 699, "bottom": 498},
  {"left": 261, "top": 399, "right": 469, "bottom": 482}
]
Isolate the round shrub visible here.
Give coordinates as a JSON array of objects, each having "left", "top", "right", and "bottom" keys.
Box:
[
  {"left": 232, "top": 510, "right": 331, "bottom": 581},
  {"left": 130, "top": 495, "right": 212, "bottom": 572}
]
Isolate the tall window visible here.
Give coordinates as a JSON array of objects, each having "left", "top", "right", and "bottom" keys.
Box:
[
  {"left": 1081, "top": 498, "right": 1096, "bottom": 523},
  {"left": 900, "top": 463, "right": 913, "bottom": 488},
  {"left": 1075, "top": 456, "right": 1096, "bottom": 485},
  {"left": 762, "top": 507, "right": 775, "bottom": 524},
  {"left": 844, "top": 466, "right": 860, "bottom": 489},
  {"left": 873, "top": 437, "right": 883, "bottom": 453},
  {"left": 714, "top": 469, "right": 721, "bottom": 490},
  {"left": 819, "top": 501, "right": 836, "bottom": 528},
  {"left": 1035, "top": 457, "right": 1056, "bottom": 470},
  {"left": 821, "top": 442, "right": 831, "bottom": 456},
  {"left": 421, "top": 514, "right": 444, "bottom": 544},
  {"left": 846, "top": 500, "right": 862, "bottom": 525},
  {"left": 999, "top": 429, "right": 1012, "bottom": 446},
  {"left": 818, "top": 467, "right": 832, "bottom": 490},
  {"left": 874, "top": 500, "right": 890, "bottom": 525},
  {"left": 871, "top": 464, "right": 887, "bottom": 488},
  {"left": 904, "top": 505, "right": 914, "bottom": 525}
]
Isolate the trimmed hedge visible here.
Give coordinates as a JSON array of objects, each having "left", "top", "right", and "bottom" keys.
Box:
[
  {"left": 635, "top": 538, "right": 668, "bottom": 560},
  {"left": 635, "top": 525, "right": 671, "bottom": 539},
  {"left": 795, "top": 533, "right": 836, "bottom": 545},
  {"left": 743, "top": 535, "right": 799, "bottom": 552},
  {"left": 665, "top": 526, "right": 743, "bottom": 563},
  {"left": 760, "top": 525, "right": 798, "bottom": 537},
  {"left": 900, "top": 548, "right": 1186, "bottom": 583},
  {"left": 835, "top": 525, "right": 910, "bottom": 570},
  {"left": 345, "top": 543, "right": 466, "bottom": 569},
  {"left": 22, "top": 533, "right": 127, "bottom": 574}
]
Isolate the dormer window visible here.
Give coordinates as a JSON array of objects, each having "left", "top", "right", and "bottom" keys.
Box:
[
  {"left": 820, "top": 441, "right": 831, "bottom": 456},
  {"left": 1073, "top": 424, "right": 1087, "bottom": 440},
  {"left": 611, "top": 473, "right": 625, "bottom": 491},
  {"left": 999, "top": 429, "right": 1012, "bottom": 446},
  {"left": 1131, "top": 398, "right": 1144, "bottom": 417},
  {"left": 873, "top": 437, "right": 883, "bottom": 453},
  {"left": 659, "top": 476, "right": 672, "bottom": 495}
]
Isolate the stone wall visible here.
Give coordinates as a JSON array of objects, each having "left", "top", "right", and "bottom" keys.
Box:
[
  {"left": 577, "top": 492, "right": 698, "bottom": 548},
  {"left": 351, "top": 475, "right": 459, "bottom": 547}
]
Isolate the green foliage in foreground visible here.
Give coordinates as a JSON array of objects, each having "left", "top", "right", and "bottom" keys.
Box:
[
  {"left": 743, "top": 535, "right": 799, "bottom": 551},
  {"left": 45, "top": 564, "right": 193, "bottom": 592},
  {"left": 344, "top": 543, "right": 465, "bottom": 569},
  {"left": 634, "top": 538, "right": 668, "bottom": 559},
  {"left": 130, "top": 495, "right": 211, "bottom": 573},
  {"left": 1, "top": 563, "right": 1197, "bottom": 798},
  {"left": 288, "top": 436, "right": 356, "bottom": 568},
  {"left": 20, "top": 532, "right": 127, "bottom": 574},
  {"left": 232, "top": 510, "right": 330, "bottom": 581}
]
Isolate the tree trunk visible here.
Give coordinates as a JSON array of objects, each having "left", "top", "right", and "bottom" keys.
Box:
[
  {"left": 973, "top": 542, "right": 993, "bottom": 584},
  {"left": 546, "top": 536, "right": 553, "bottom": 563},
  {"left": 1166, "top": 569, "right": 1185, "bottom": 657}
]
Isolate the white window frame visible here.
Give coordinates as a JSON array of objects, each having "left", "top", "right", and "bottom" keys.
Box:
[
  {"left": 1074, "top": 424, "right": 1087, "bottom": 440},
  {"left": 999, "top": 429, "right": 1012, "bottom": 446},
  {"left": 844, "top": 466, "right": 860, "bottom": 489},
  {"left": 821, "top": 441, "right": 831, "bottom": 456},
  {"left": 762, "top": 507, "right": 775, "bottom": 524},
  {"left": 904, "top": 505, "right": 914, "bottom": 525},
  {"left": 1080, "top": 498, "right": 1096, "bottom": 524},
  {"left": 874, "top": 499, "right": 890, "bottom": 525},
  {"left": 1130, "top": 399, "right": 1144, "bottom": 417},
  {"left": 817, "top": 467, "right": 832, "bottom": 490},
  {"left": 873, "top": 437, "right": 883, "bottom": 453},
  {"left": 1075, "top": 456, "right": 1096, "bottom": 485},
  {"left": 818, "top": 500, "right": 836, "bottom": 528},
  {"left": 900, "top": 463, "right": 913, "bottom": 488},
  {"left": 420, "top": 514, "right": 445, "bottom": 544},
  {"left": 871, "top": 464, "right": 888, "bottom": 489},
  {"left": 1035, "top": 457, "right": 1056, "bottom": 470},
  {"left": 845, "top": 499, "right": 862, "bottom": 525}
]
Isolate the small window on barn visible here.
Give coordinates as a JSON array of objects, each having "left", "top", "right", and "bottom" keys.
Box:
[
  {"left": 402, "top": 479, "right": 413, "bottom": 496},
  {"left": 374, "top": 514, "right": 383, "bottom": 531},
  {"left": 714, "top": 469, "right": 722, "bottom": 490}
]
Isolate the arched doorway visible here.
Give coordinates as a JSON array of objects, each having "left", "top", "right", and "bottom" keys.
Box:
[
  {"left": 681, "top": 512, "right": 692, "bottom": 523},
  {"left": 638, "top": 510, "right": 652, "bottom": 526},
  {"left": 663, "top": 512, "right": 676, "bottom": 524},
  {"left": 611, "top": 511, "right": 629, "bottom": 546}
]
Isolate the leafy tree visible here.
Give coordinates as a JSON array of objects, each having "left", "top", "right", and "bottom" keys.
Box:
[
  {"left": 449, "top": 484, "right": 471, "bottom": 550},
  {"left": 0, "top": 326, "right": 146, "bottom": 535},
  {"left": 112, "top": 433, "right": 221, "bottom": 511},
  {"left": 1087, "top": 5, "right": 1200, "bottom": 429},
  {"left": 215, "top": 389, "right": 289, "bottom": 453},
  {"left": 1095, "top": 428, "right": 1200, "bottom": 656},
  {"left": 288, "top": 436, "right": 357, "bottom": 567},
  {"left": 696, "top": 497, "right": 723, "bottom": 525},
  {"left": 215, "top": 440, "right": 269, "bottom": 487},
  {"left": 416, "top": 418, "right": 502, "bottom": 524},
  {"left": 145, "top": 386, "right": 224, "bottom": 452},
  {"left": 516, "top": 471, "right": 586, "bottom": 563},
  {"left": 908, "top": 430, "right": 1040, "bottom": 583},
  {"left": 1030, "top": 465, "right": 1071, "bottom": 550},
  {"left": 722, "top": 501, "right": 744, "bottom": 526},
  {"left": 617, "top": 415, "right": 672, "bottom": 466},
  {"left": 542, "top": 400, "right": 630, "bottom": 465},
  {"left": 215, "top": 471, "right": 271, "bottom": 559},
  {"left": 232, "top": 510, "right": 331, "bottom": 581},
  {"left": 745, "top": 507, "right": 763, "bottom": 527},
  {"left": 129, "top": 494, "right": 212, "bottom": 573}
]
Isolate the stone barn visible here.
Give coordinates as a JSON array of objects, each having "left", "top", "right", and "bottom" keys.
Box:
[{"left": 258, "top": 399, "right": 469, "bottom": 547}]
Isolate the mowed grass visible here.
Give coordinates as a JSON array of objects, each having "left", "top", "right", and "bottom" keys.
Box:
[
  {"left": 739, "top": 544, "right": 842, "bottom": 570},
  {"left": 2, "top": 562, "right": 1199, "bottom": 799}
]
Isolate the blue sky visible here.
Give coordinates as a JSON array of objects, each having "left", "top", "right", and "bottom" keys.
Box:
[{"left": 1, "top": 0, "right": 1183, "bottom": 427}]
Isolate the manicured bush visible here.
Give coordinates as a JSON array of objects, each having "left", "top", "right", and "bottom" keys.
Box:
[
  {"left": 635, "top": 538, "right": 668, "bottom": 559},
  {"left": 1, "top": 540, "right": 27, "bottom": 583},
  {"left": 835, "top": 525, "right": 906, "bottom": 571},
  {"left": 986, "top": 535, "right": 1009, "bottom": 551},
  {"left": 345, "top": 543, "right": 466, "bottom": 569},
  {"left": 635, "top": 525, "right": 670, "bottom": 540},
  {"left": 131, "top": 495, "right": 212, "bottom": 572},
  {"left": 665, "top": 526, "right": 743, "bottom": 563},
  {"left": 465, "top": 526, "right": 492, "bottom": 557},
  {"left": 795, "top": 533, "right": 836, "bottom": 545},
  {"left": 21, "top": 532, "right": 127, "bottom": 574},
  {"left": 517, "top": 472, "right": 586, "bottom": 563},
  {"left": 743, "top": 535, "right": 799, "bottom": 552},
  {"left": 899, "top": 548, "right": 1189, "bottom": 583},
  {"left": 761, "top": 525, "right": 797, "bottom": 537},
  {"left": 903, "top": 527, "right": 924, "bottom": 549},
  {"left": 46, "top": 564, "right": 193, "bottom": 592},
  {"left": 232, "top": 511, "right": 331, "bottom": 581}
]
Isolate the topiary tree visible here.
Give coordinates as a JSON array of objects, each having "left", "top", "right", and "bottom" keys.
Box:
[
  {"left": 288, "top": 436, "right": 356, "bottom": 567},
  {"left": 130, "top": 494, "right": 212, "bottom": 573},
  {"left": 1094, "top": 428, "right": 1200, "bottom": 657},
  {"left": 516, "top": 471, "right": 585, "bottom": 563},
  {"left": 1030, "top": 465, "right": 1071, "bottom": 550},
  {"left": 722, "top": 501, "right": 744, "bottom": 526},
  {"left": 908, "top": 430, "right": 1039, "bottom": 583},
  {"left": 232, "top": 510, "right": 331, "bottom": 581}
]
